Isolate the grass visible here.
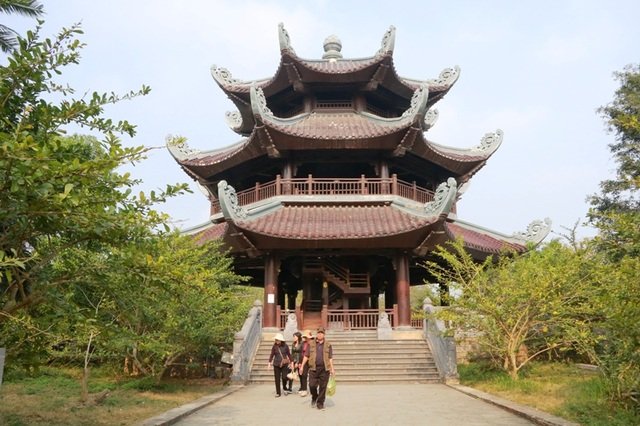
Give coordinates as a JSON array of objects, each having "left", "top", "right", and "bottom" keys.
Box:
[
  {"left": 0, "top": 366, "right": 227, "bottom": 426},
  {"left": 459, "top": 361, "right": 640, "bottom": 426}
]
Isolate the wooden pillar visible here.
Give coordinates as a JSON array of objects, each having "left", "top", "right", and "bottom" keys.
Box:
[
  {"left": 282, "top": 163, "right": 293, "bottom": 195},
  {"left": 263, "top": 253, "right": 279, "bottom": 328},
  {"left": 379, "top": 161, "right": 389, "bottom": 194},
  {"left": 379, "top": 161, "right": 389, "bottom": 179},
  {"left": 395, "top": 253, "right": 411, "bottom": 328}
]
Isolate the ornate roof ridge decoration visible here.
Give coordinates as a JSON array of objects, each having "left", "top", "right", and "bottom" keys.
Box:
[
  {"left": 168, "top": 136, "right": 248, "bottom": 164},
  {"left": 250, "top": 84, "right": 275, "bottom": 121},
  {"left": 428, "top": 129, "right": 503, "bottom": 159},
  {"left": 511, "top": 218, "right": 552, "bottom": 245},
  {"left": 472, "top": 129, "right": 503, "bottom": 154},
  {"left": 423, "top": 108, "right": 439, "bottom": 130},
  {"left": 375, "top": 25, "right": 396, "bottom": 57},
  {"left": 166, "top": 135, "right": 200, "bottom": 161},
  {"left": 427, "top": 66, "right": 461, "bottom": 88},
  {"left": 218, "top": 180, "right": 247, "bottom": 221},
  {"left": 278, "top": 22, "right": 296, "bottom": 55},
  {"left": 322, "top": 34, "right": 343, "bottom": 60},
  {"left": 424, "top": 177, "right": 458, "bottom": 218},
  {"left": 401, "top": 84, "right": 429, "bottom": 121},
  {"left": 401, "top": 65, "right": 461, "bottom": 90},
  {"left": 210, "top": 64, "right": 270, "bottom": 91},
  {"left": 225, "top": 110, "right": 243, "bottom": 132}
]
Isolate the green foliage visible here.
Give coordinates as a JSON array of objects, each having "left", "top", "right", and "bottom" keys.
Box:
[
  {"left": 591, "top": 64, "right": 640, "bottom": 216},
  {"left": 0, "top": 22, "right": 173, "bottom": 321},
  {"left": 591, "top": 256, "right": 640, "bottom": 408},
  {"left": 0, "top": 1, "right": 44, "bottom": 53},
  {"left": 586, "top": 64, "right": 640, "bottom": 409},
  {"left": 0, "top": 20, "right": 251, "bottom": 386},
  {"left": 425, "top": 239, "right": 598, "bottom": 379},
  {"left": 460, "top": 361, "right": 640, "bottom": 425}
]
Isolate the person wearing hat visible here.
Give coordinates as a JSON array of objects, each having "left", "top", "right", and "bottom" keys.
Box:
[
  {"left": 268, "top": 333, "right": 292, "bottom": 397},
  {"left": 297, "top": 330, "right": 313, "bottom": 396},
  {"left": 300, "top": 326, "right": 334, "bottom": 410}
]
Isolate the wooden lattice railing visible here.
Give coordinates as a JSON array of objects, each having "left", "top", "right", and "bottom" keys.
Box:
[
  {"left": 326, "top": 308, "right": 396, "bottom": 330},
  {"left": 211, "top": 174, "right": 434, "bottom": 214}
]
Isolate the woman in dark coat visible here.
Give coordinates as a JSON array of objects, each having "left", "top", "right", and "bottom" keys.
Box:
[
  {"left": 268, "top": 333, "right": 291, "bottom": 397},
  {"left": 287, "top": 331, "right": 303, "bottom": 393}
]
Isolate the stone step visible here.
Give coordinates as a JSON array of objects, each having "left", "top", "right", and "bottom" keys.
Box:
[
  {"left": 256, "top": 345, "right": 430, "bottom": 357},
  {"left": 250, "top": 334, "right": 441, "bottom": 384},
  {"left": 256, "top": 352, "right": 433, "bottom": 359},
  {"left": 251, "top": 366, "right": 439, "bottom": 376},
  {"left": 253, "top": 360, "right": 437, "bottom": 369}
]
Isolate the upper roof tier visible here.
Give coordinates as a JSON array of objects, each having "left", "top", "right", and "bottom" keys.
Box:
[
  {"left": 167, "top": 24, "right": 501, "bottom": 190},
  {"left": 209, "top": 24, "right": 460, "bottom": 136}
]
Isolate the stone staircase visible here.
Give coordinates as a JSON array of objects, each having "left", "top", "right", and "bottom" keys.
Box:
[{"left": 249, "top": 330, "right": 441, "bottom": 384}]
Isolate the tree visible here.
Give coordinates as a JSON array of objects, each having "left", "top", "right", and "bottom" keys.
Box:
[
  {"left": 0, "top": 0, "right": 43, "bottom": 52},
  {"left": 589, "top": 64, "right": 640, "bottom": 260},
  {"left": 424, "top": 239, "right": 597, "bottom": 379},
  {"left": 587, "top": 64, "right": 640, "bottom": 408},
  {"left": 0, "top": 22, "right": 254, "bottom": 390},
  {"left": 47, "top": 233, "right": 250, "bottom": 379},
  {"left": 0, "top": 22, "right": 186, "bottom": 320}
]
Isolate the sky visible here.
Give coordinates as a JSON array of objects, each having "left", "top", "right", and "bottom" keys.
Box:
[{"left": 5, "top": 0, "right": 639, "bottom": 240}]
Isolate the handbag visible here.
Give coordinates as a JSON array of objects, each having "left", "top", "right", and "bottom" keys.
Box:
[
  {"left": 327, "top": 374, "right": 336, "bottom": 396},
  {"left": 286, "top": 371, "right": 298, "bottom": 381},
  {"left": 277, "top": 346, "right": 289, "bottom": 367}
]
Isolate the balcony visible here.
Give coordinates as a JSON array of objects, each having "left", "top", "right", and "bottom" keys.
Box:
[{"left": 210, "top": 174, "right": 435, "bottom": 214}]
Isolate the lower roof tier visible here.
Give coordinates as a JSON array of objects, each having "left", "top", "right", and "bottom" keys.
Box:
[{"left": 187, "top": 209, "right": 551, "bottom": 261}]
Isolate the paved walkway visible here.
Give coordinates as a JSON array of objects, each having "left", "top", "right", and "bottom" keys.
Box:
[{"left": 170, "top": 384, "right": 535, "bottom": 426}]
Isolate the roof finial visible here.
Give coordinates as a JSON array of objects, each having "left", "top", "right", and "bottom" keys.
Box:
[{"left": 322, "top": 34, "right": 342, "bottom": 60}]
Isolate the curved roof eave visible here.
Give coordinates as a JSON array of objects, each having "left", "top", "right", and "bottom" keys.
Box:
[
  {"left": 216, "top": 177, "right": 457, "bottom": 237},
  {"left": 249, "top": 84, "right": 429, "bottom": 139},
  {"left": 402, "top": 130, "right": 503, "bottom": 177},
  {"left": 446, "top": 216, "right": 552, "bottom": 254},
  {"left": 167, "top": 137, "right": 248, "bottom": 164},
  {"left": 168, "top": 134, "right": 270, "bottom": 181},
  {"left": 401, "top": 65, "right": 461, "bottom": 94},
  {"left": 427, "top": 129, "right": 504, "bottom": 160}
]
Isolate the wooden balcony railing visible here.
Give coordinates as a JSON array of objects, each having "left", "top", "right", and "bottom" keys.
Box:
[
  {"left": 211, "top": 174, "right": 435, "bottom": 214},
  {"left": 326, "top": 308, "right": 396, "bottom": 330}
]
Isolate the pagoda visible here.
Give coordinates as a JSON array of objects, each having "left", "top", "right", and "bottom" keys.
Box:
[{"left": 167, "top": 24, "right": 551, "bottom": 330}]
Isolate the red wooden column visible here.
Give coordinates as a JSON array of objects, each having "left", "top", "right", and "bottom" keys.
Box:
[
  {"left": 395, "top": 253, "right": 411, "bottom": 328},
  {"left": 263, "top": 253, "right": 279, "bottom": 329}
]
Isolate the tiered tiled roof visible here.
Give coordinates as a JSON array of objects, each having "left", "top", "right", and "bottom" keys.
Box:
[
  {"left": 169, "top": 24, "right": 551, "bottom": 259},
  {"left": 237, "top": 204, "right": 436, "bottom": 239},
  {"left": 261, "top": 112, "right": 411, "bottom": 140}
]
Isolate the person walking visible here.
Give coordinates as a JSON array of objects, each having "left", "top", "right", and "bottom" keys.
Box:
[
  {"left": 267, "top": 333, "right": 291, "bottom": 397},
  {"left": 297, "top": 330, "right": 312, "bottom": 397},
  {"left": 287, "top": 331, "right": 303, "bottom": 394},
  {"left": 301, "top": 326, "right": 334, "bottom": 410}
]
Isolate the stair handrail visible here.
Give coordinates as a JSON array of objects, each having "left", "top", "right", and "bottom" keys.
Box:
[
  {"left": 323, "top": 258, "right": 370, "bottom": 290},
  {"left": 231, "top": 300, "right": 263, "bottom": 383},
  {"left": 323, "top": 258, "right": 349, "bottom": 286},
  {"left": 422, "top": 298, "right": 459, "bottom": 384}
]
